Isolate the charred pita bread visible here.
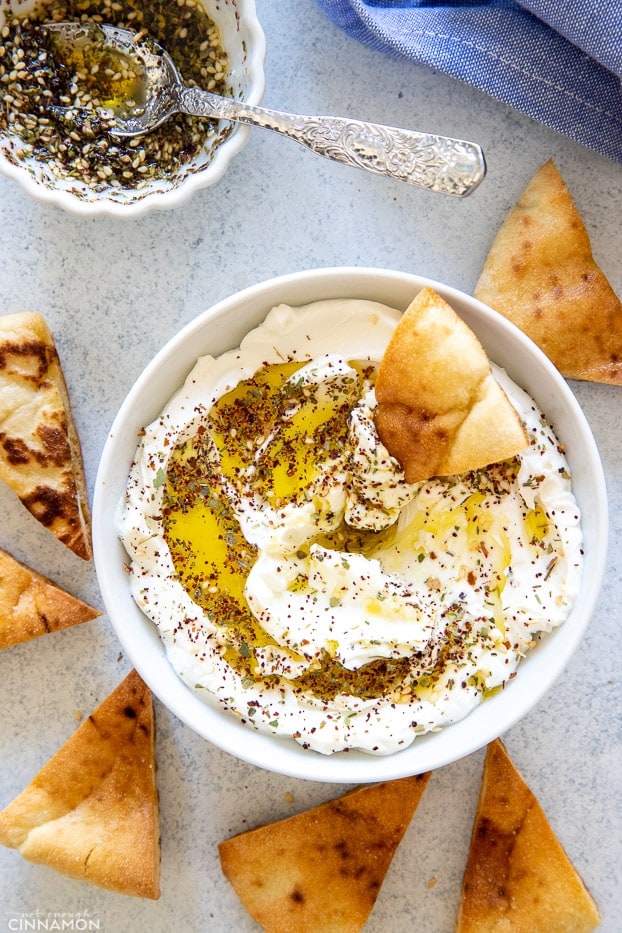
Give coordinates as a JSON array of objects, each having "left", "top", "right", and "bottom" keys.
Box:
[
  {"left": 475, "top": 159, "right": 622, "bottom": 385},
  {"left": 374, "top": 288, "right": 528, "bottom": 484},
  {"left": 0, "top": 312, "right": 92, "bottom": 559},
  {"left": 0, "top": 547, "right": 100, "bottom": 649},
  {"left": 0, "top": 670, "right": 160, "bottom": 899},
  {"left": 456, "top": 740, "right": 600, "bottom": 933},
  {"left": 219, "top": 773, "right": 431, "bottom": 933}
]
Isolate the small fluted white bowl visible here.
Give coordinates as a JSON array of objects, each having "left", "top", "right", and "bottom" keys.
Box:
[
  {"left": 0, "top": 0, "right": 265, "bottom": 217},
  {"left": 93, "top": 267, "right": 608, "bottom": 782}
]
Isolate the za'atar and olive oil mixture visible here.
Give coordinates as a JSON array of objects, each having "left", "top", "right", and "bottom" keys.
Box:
[{"left": 0, "top": 0, "right": 229, "bottom": 193}]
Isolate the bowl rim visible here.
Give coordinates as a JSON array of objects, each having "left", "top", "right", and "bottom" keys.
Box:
[
  {"left": 93, "top": 266, "right": 608, "bottom": 782},
  {"left": 0, "top": 0, "right": 267, "bottom": 218}
]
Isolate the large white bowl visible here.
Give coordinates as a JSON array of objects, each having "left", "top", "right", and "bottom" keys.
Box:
[
  {"left": 93, "top": 268, "right": 608, "bottom": 782},
  {"left": 0, "top": 0, "right": 265, "bottom": 217}
]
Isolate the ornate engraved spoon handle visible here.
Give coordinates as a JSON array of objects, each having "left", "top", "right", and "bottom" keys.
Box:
[{"left": 178, "top": 88, "right": 486, "bottom": 197}]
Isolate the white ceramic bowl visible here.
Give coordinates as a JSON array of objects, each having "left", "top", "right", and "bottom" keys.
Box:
[
  {"left": 93, "top": 268, "right": 608, "bottom": 783},
  {"left": 0, "top": 0, "right": 265, "bottom": 217}
]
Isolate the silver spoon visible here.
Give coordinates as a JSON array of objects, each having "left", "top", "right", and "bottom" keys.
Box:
[{"left": 40, "top": 22, "right": 486, "bottom": 197}]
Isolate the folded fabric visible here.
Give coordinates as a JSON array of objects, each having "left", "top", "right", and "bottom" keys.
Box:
[{"left": 314, "top": 0, "right": 622, "bottom": 164}]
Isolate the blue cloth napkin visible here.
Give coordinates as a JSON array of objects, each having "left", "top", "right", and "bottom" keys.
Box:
[{"left": 314, "top": 0, "right": 622, "bottom": 164}]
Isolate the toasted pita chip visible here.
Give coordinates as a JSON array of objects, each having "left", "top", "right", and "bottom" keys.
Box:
[
  {"left": 0, "top": 670, "right": 160, "bottom": 899},
  {"left": 374, "top": 288, "right": 527, "bottom": 484},
  {"left": 0, "top": 312, "right": 92, "bottom": 559},
  {"left": 455, "top": 740, "right": 600, "bottom": 933},
  {"left": 219, "top": 773, "right": 431, "bottom": 933},
  {"left": 475, "top": 159, "right": 622, "bottom": 385},
  {"left": 0, "top": 546, "right": 100, "bottom": 649}
]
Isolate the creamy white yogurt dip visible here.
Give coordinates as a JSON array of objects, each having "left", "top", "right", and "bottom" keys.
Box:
[{"left": 119, "top": 299, "right": 583, "bottom": 755}]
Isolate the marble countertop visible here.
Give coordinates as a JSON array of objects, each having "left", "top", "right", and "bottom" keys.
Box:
[{"left": 0, "top": 2, "right": 620, "bottom": 931}]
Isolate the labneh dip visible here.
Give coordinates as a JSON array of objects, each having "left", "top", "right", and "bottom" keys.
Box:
[{"left": 119, "top": 299, "right": 583, "bottom": 755}]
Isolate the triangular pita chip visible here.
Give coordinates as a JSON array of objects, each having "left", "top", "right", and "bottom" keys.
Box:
[
  {"left": 0, "top": 670, "right": 160, "bottom": 899},
  {"left": 219, "top": 773, "right": 431, "bottom": 933},
  {"left": 374, "top": 287, "right": 527, "bottom": 484},
  {"left": 455, "top": 740, "right": 600, "bottom": 933},
  {"left": 0, "top": 312, "right": 92, "bottom": 559},
  {"left": 0, "top": 546, "right": 100, "bottom": 649},
  {"left": 474, "top": 159, "right": 622, "bottom": 385}
]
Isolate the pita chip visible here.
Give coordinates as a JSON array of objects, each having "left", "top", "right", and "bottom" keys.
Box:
[
  {"left": 219, "top": 773, "right": 431, "bottom": 933},
  {"left": 0, "top": 670, "right": 160, "bottom": 899},
  {"left": 0, "top": 312, "right": 92, "bottom": 559},
  {"left": 455, "top": 740, "right": 600, "bottom": 933},
  {"left": 0, "top": 546, "right": 100, "bottom": 649},
  {"left": 475, "top": 159, "right": 622, "bottom": 385},
  {"left": 374, "top": 287, "right": 527, "bottom": 484}
]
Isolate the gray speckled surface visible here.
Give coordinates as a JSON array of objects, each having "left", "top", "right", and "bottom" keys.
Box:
[{"left": 0, "top": 2, "right": 621, "bottom": 931}]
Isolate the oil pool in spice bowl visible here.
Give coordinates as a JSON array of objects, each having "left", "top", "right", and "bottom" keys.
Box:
[
  {"left": 119, "top": 299, "right": 584, "bottom": 756},
  {"left": 0, "top": 0, "right": 230, "bottom": 196}
]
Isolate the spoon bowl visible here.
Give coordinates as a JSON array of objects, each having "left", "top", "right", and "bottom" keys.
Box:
[
  {"left": 41, "top": 22, "right": 184, "bottom": 137},
  {"left": 42, "top": 21, "right": 486, "bottom": 196}
]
